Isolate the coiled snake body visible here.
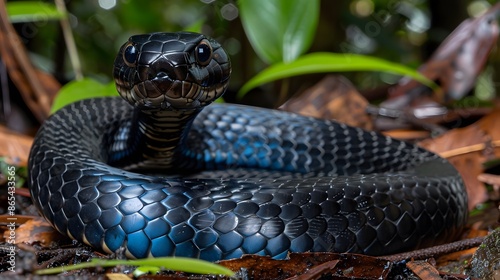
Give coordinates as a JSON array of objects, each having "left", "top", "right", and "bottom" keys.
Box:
[{"left": 29, "top": 32, "right": 467, "bottom": 261}]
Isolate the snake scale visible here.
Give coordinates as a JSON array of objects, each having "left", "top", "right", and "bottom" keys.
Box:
[{"left": 28, "top": 32, "right": 468, "bottom": 261}]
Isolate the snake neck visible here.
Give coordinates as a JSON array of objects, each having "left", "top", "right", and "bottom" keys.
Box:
[{"left": 108, "top": 108, "right": 201, "bottom": 172}]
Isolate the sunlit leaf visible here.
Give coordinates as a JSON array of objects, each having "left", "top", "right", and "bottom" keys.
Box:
[
  {"left": 35, "top": 257, "right": 235, "bottom": 276},
  {"left": 239, "top": 0, "right": 319, "bottom": 64},
  {"left": 132, "top": 266, "right": 161, "bottom": 277},
  {"left": 51, "top": 78, "right": 118, "bottom": 114},
  {"left": 238, "top": 52, "right": 438, "bottom": 97},
  {"left": 6, "top": 1, "right": 65, "bottom": 23}
]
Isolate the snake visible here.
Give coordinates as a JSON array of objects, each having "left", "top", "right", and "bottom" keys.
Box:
[{"left": 28, "top": 32, "right": 468, "bottom": 261}]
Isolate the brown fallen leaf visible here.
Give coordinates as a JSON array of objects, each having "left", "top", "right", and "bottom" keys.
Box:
[
  {"left": 0, "top": 215, "right": 69, "bottom": 247},
  {"left": 285, "top": 260, "right": 339, "bottom": 280},
  {"left": 477, "top": 173, "right": 500, "bottom": 201},
  {"left": 15, "top": 217, "right": 68, "bottom": 246},
  {"left": 0, "top": 0, "right": 60, "bottom": 122},
  {"left": 406, "top": 260, "right": 442, "bottom": 280},
  {"left": 419, "top": 110, "right": 500, "bottom": 209},
  {"left": 218, "top": 253, "right": 391, "bottom": 280},
  {"left": 384, "top": 2, "right": 500, "bottom": 108},
  {"left": 478, "top": 173, "right": 500, "bottom": 187},
  {"left": 436, "top": 247, "right": 477, "bottom": 267},
  {"left": 106, "top": 274, "right": 133, "bottom": 280},
  {"left": 0, "top": 125, "right": 33, "bottom": 166},
  {"left": 279, "top": 75, "right": 373, "bottom": 130}
]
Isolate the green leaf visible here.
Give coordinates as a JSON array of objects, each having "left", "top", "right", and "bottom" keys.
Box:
[
  {"left": 0, "top": 157, "right": 26, "bottom": 188},
  {"left": 6, "top": 1, "right": 65, "bottom": 23},
  {"left": 35, "top": 257, "right": 235, "bottom": 276},
  {"left": 238, "top": 52, "right": 438, "bottom": 98},
  {"left": 132, "top": 266, "right": 161, "bottom": 277},
  {"left": 51, "top": 78, "right": 118, "bottom": 114},
  {"left": 239, "top": 0, "right": 319, "bottom": 64},
  {"left": 185, "top": 18, "right": 205, "bottom": 33}
]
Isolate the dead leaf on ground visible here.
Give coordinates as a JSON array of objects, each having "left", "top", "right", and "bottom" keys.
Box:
[
  {"left": 219, "top": 253, "right": 391, "bottom": 280},
  {"left": 0, "top": 215, "right": 68, "bottom": 247},
  {"left": 0, "top": 0, "right": 60, "bottom": 122},
  {"left": 279, "top": 75, "right": 373, "bottom": 130},
  {"left": 384, "top": 2, "right": 500, "bottom": 109},
  {"left": 478, "top": 173, "right": 500, "bottom": 189},
  {"left": 419, "top": 110, "right": 500, "bottom": 209},
  {"left": 406, "top": 260, "right": 442, "bottom": 280},
  {"left": 0, "top": 125, "right": 33, "bottom": 166}
]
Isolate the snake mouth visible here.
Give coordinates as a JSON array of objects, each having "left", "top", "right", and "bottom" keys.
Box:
[{"left": 118, "top": 76, "right": 228, "bottom": 110}]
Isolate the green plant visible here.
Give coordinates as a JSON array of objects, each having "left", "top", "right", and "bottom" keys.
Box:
[
  {"left": 50, "top": 78, "right": 117, "bottom": 113},
  {"left": 238, "top": 52, "right": 437, "bottom": 97},
  {"left": 6, "top": 1, "right": 63, "bottom": 22},
  {"left": 34, "top": 257, "right": 234, "bottom": 276},
  {"left": 237, "top": 0, "right": 436, "bottom": 98},
  {"left": 239, "top": 0, "right": 319, "bottom": 64}
]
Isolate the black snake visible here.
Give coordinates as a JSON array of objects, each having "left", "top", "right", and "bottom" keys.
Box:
[{"left": 28, "top": 32, "right": 468, "bottom": 261}]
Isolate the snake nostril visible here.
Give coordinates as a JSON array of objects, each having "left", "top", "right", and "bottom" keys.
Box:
[
  {"left": 156, "top": 71, "right": 169, "bottom": 78},
  {"left": 153, "top": 71, "right": 174, "bottom": 93}
]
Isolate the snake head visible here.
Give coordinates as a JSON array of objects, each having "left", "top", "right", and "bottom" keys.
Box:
[{"left": 113, "top": 32, "right": 231, "bottom": 110}]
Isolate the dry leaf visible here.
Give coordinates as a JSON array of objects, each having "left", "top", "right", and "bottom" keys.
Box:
[
  {"left": 406, "top": 260, "right": 442, "bottom": 280},
  {"left": 478, "top": 173, "right": 500, "bottom": 187},
  {"left": 0, "top": 0, "right": 59, "bottom": 122},
  {"left": 219, "top": 253, "right": 391, "bottom": 280},
  {"left": 14, "top": 217, "right": 62, "bottom": 246},
  {"left": 419, "top": 110, "right": 500, "bottom": 209},
  {"left": 106, "top": 274, "right": 133, "bottom": 280},
  {"left": 0, "top": 125, "right": 33, "bottom": 166},
  {"left": 384, "top": 2, "right": 500, "bottom": 108},
  {"left": 0, "top": 215, "right": 67, "bottom": 247},
  {"left": 280, "top": 75, "right": 372, "bottom": 130}
]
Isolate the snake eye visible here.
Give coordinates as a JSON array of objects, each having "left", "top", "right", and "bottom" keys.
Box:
[
  {"left": 123, "top": 43, "right": 138, "bottom": 67},
  {"left": 195, "top": 40, "right": 213, "bottom": 66}
]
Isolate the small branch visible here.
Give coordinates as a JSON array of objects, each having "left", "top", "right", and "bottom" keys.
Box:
[
  {"left": 439, "top": 140, "right": 500, "bottom": 158},
  {"left": 54, "top": 0, "right": 83, "bottom": 80},
  {"left": 379, "top": 236, "right": 484, "bottom": 262}
]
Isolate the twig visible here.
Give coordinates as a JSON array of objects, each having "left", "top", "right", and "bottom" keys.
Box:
[
  {"left": 379, "top": 236, "right": 484, "bottom": 262},
  {"left": 54, "top": 0, "right": 83, "bottom": 80},
  {"left": 439, "top": 140, "right": 500, "bottom": 158}
]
